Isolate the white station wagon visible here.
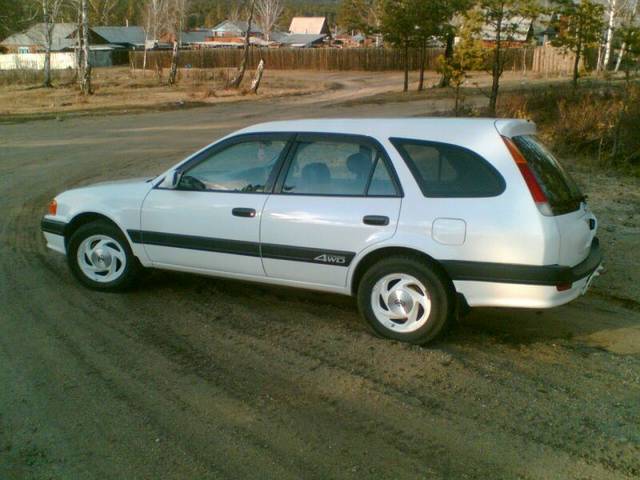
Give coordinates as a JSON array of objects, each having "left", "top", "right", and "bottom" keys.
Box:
[{"left": 41, "top": 119, "right": 602, "bottom": 344}]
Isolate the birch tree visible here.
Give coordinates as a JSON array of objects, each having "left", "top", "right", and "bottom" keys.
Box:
[
  {"left": 615, "top": 0, "right": 639, "bottom": 71},
  {"left": 255, "top": 0, "right": 283, "bottom": 41},
  {"left": 142, "top": 0, "right": 167, "bottom": 75},
  {"left": 602, "top": 0, "right": 619, "bottom": 70},
  {"left": 34, "top": 0, "right": 68, "bottom": 88},
  {"left": 80, "top": 0, "right": 92, "bottom": 94}
]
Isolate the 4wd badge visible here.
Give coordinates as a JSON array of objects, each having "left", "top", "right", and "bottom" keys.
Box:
[{"left": 314, "top": 254, "right": 347, "bottom": 265}]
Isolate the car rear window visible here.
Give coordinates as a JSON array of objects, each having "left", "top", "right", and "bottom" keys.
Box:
[
  {"left": 390, "top": 138, "right": 505, "bottom": 197},
  {"left": 511, "top": 135, "right": 584, "bottom": 215}
]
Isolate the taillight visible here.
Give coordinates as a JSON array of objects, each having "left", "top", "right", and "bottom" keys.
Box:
[
  {"left": 48, "top": 199, "right": 57, "bottom": 216},
  {"left": 501, "top": 136, "right": 552, "bottom": 216}
]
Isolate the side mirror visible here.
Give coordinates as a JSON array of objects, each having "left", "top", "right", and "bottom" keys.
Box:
[{"left": 168, "top": 170, "right": 183, "bottom": 189}]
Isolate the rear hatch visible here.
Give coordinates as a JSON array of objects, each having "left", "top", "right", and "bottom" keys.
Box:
[{"left": 507, "top": 135, "right": 596, "bottom": 267}]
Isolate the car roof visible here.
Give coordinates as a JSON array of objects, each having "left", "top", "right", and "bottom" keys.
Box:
[{"left": 237, "top": 118, "right": 536, "bottom": 141}]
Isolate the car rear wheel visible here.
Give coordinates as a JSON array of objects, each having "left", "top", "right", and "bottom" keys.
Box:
[
  {"left": 67, "top": 220, "right": 140, "bottom": 291},
  {"left": 357, "top": 256, "right": 453, "bottom": 344}
]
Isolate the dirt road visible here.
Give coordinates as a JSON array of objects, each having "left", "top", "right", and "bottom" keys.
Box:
[{"left": 1, "top": 72, "right": 639, "bottom": 479}]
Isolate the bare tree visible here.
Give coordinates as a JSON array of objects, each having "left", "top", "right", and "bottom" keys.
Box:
[
  {"left": 615, "top": 0, "right": 638, "bottom": 71},
  {"left": 88, "top": 0, "right": 116, "bottom": 24},
  {"left": 255, "top": 0, "right": 283, "bottom": 41},
  {"left": 80, "top": 0, "right": 92, "bottom": 94},
  {"left": 168, "top": 0, "right": 189, "bottom": 86},
  {"left": 35, "top": 0, "right": 68, "bottom": 88},
  {"left": 230, "top": 0, "right": 256, "bottom": 89},
  {"left": 142, "top": 0, "right": 167, "bottom": 76},
  {"left": 249, "top": 58, "right": 265, "bottom": 93},
  {"left": 229, "top": 3, "right": 243, "bottom": 23}
]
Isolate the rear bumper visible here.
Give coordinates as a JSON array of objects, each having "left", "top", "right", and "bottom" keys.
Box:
[
  {"left": 443, "top": 238, "right": 602, "bottom": 287},
  {"left": 450, "top": 238, "right": 603, "bottom": 308}
]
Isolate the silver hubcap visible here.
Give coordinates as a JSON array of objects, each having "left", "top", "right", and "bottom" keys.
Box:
[
  {"left": 77, "top": 234, "right": 126, "bottom": 283},
  {"left": 371, "top": 273, "right": 432, "bottom": 333}
]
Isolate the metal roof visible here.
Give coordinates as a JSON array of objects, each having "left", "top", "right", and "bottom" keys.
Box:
[
  {"left": 1, "top": 23, "right": 76, "bottom": 51},
  {"left": 91, "top": 26, "right": 146, "bottom": 45},
  {"left": 212, "top": 20, "right": 263, "bottom": 34},
  {"left": 181, "top": 30, "right": 210, "bottom": 44},
  {"left": 270, "top": 32, "right": 326, "bottom": 46}
]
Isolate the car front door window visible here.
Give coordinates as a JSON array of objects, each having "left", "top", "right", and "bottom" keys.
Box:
[{"left": 181, "top": 139, "right": 288, "bottom": 193}]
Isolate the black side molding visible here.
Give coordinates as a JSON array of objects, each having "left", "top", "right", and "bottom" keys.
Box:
[
  {"left": 442, "top": 238, "right": 602, "bottom": 286},
  {"left": 41, "top": 218, "right": 67, "bottom": 236}
]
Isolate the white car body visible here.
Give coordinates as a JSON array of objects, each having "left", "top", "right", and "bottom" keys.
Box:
[{"left": 42, "top": 118, "right": 602, "bottom": 309}]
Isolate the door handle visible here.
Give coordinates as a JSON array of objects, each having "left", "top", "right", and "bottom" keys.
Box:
[
  {"left": 363, "top": 215, "right": 389, "bottom": 226},
  {"left": 232, "top": 208, "right": 256, "bottom": 218}
]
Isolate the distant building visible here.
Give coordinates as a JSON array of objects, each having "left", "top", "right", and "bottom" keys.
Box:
[
  {"left": 211, "top": 20, "right": 263, "bottom": 39},
  {"left": 1, "top": 23, "right": 146, "bottom": 53},
  {"left": 89, "top": 26, "right": 146, "bottom": 50},
  {"left": 1, "top": 23, "right": 76, "bottom": 53},
  {"left": 289, "top": 17, "right": 331, "bottom": 37},
  {"left": 479, "top": 16, "right": 534, "bottom": 46}
]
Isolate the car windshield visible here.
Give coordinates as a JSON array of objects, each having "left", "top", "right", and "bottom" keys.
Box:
[{"left": 512, "top": 135, "right": 584, "bottom": 214}]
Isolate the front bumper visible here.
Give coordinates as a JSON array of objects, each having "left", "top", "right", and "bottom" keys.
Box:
[{"left": 41, "top": 217, "right": 67, "bottom": 255}]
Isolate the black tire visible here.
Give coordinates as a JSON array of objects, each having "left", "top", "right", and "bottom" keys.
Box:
[
  {"left": 67, "top": 220, "right": 140, "bottom": 291},
  {"left": 357, "top": 256, "right": 454, "bottom": 345}
]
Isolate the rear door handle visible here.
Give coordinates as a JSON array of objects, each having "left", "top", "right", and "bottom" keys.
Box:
[
  {"left": 363, "top": 215, "right": 389, "bottom": 226},
  {"left": 232, "top": 208, "right": 256, "bottom": 218}
]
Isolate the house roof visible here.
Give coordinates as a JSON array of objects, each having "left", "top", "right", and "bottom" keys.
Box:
[
  {"left": 181, "top": 30, "right": 210, "bottom": 44},
  {"left": 271, "top": 32, "right": 326, "bottom": 47},
  {"left": 1, "top": 23, "right": 76, "bottom": 51},
  {"left": 212, "top": 20, "right": 262, "bottom": 34},
  {"left": 289, "top": 17, "right": 329, "bottom": 35},
  {"left": 480, "top": 16, "right": 532, "bottom": 42},
  {"left": 91, "top": 26, "right": 146, "bottom": 45}
]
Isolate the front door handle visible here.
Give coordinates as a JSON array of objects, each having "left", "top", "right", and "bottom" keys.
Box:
[
  {"left": 363, "top": 215, "right": 389, "bottom": 226},
  {"left": 232, "top": 208, "right": 256, "bottom": 218}
]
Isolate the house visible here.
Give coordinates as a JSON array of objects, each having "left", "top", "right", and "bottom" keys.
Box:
[
  {"left": 0, "top": 23, "right": 76, "bottom": 53},
  {"left": 289, "top": 17, "right": 331, "bottom": 37},
  {"left": 479, "top": 16, "right": 534, "bottom": 46},
  {"left": 1, "top": 24, "right": 147, "bottom": 53},
  {"left": 211, "top": 20, "right": 263, "bottom": 39}
]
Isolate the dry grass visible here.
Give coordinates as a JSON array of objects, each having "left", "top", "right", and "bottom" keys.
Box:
[
  {"left": 0, "top": 66, "right": 326, "bottom": 119},
  {"left": 497, "top": 82, "right": 640, "bottom": 173}
]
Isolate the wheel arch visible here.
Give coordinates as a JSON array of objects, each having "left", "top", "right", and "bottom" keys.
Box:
[
  {"left": 64, "top": 212, "right": 128, "bottom": 248},
  {"left": 349, "top": 246, "right": 455, "bottom": 296}
]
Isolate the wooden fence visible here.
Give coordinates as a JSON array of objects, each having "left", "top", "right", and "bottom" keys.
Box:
[{"left": 130, "top": 46, "right": 576, "bottom": 75}]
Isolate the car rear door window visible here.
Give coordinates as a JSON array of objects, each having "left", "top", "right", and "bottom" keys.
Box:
[
  {"left": 511, "top": 135, "right": 584, "bottom": 214},
  {"left": 282, "top": 139, "right": 399, "bottom": 197},
  {"left": 391, "top": 138, "right": 505, "bottom": 197},
  {"left": 181, "top": 139, "right": 288, "bottom": 193}
]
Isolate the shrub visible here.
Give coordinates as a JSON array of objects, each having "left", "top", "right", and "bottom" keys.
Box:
[{"left": 497, "top": 84, "right": 640, "bottom": 170}]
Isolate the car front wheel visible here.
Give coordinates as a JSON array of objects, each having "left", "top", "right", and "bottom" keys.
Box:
[
  {"left": 357, "top": 256, "right": 453, "bottom": 344},
  {"left": 67, "top": 220, "right": 140, "bottom": 291}
]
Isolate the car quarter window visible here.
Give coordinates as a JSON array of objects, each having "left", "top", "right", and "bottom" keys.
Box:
[
  {"left": 281, "top": 139, "right": 399, "bottom": 196},
  {"left": 390, "top": 138, "right": 505, "bottom": 198},
  {"left": 180, "top": 139, "right": 288, "bottom": 193}
]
